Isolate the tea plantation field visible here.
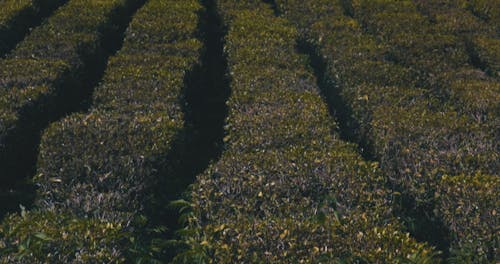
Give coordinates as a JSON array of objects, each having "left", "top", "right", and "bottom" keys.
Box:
[{"left": 0, "top": 0, "right": 498, "bottom": 263}]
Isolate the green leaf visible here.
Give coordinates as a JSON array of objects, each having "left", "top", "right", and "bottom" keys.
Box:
[
  {"left": 33, "top": 232, "right": 52, "bottom": 241},
  {"left": 169, "top": 199, "right": 191, "bottom": 209}
]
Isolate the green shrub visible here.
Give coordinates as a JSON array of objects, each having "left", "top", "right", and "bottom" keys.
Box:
[
  {"left": 468, "top": 0, "right": 500, "bottom": 27},
  {"left": 274, "top": 0, "right": 344, "bottom": 34},
  {"left": 36, "top": 110, "right": 183, "bottom": 221},
  {"left": 363, "top": 11, "right": 430, "bottom": 38},
  {"left": 445, "top": 77, "right": 500, "bottom": 121},
  {"left": 351, "top": 0, "right": 416, "bottom": 15},
  {"left": 0, "top": 0, "right": 32, "bottom": 24},
  {"left": 0, "top": 58, "right": 74, "bottom": 184},
  {"left": 92, "top": 54, "right": 193, "bottom": 113},
  {"left": 0, "top": 0, "right": 141, "bottom": 183},
  {"left": 275, "top": 0, "right": 499, "bottom": 260},
  {"left": 334, "top": 60, "right": 418, "bottom": 88},
  {"left": 438, "top": 173, "right": 499, "bottom": 262},
  {"left": 123, "top": 0, "right": 201, "bottom": 46},
  {"left": 0, "top": 210, "right": 136, "bottom": 263},
  {"left": 434, "top": 10, "right": 493, "bottom": 35},
  {"left": 8, "top": 0, "right": 134, "bottom": 63},
  {"left": 174, "top": 1, "right": 437, "bottom": 262},
  {"left": 371, "top": 105, "right": 498, "bottom": 202},
  {"left": 0, "top": 0, "right": 203, "bottom": 262},
  {"left": 0, "top": 0, "right": 66, "bottom": 56},
  {"left": 473, "top": 37, "right": 500, "bottom": 77},
  {"left": 225, "top": 90, "right": 336, "bottom": 152},
  {"left": 0, "top": 0, "right": 35, "bottom": 55},
  {"left": 179, "top": 204, "right": 435, "bottom": 263},
  {"left": 0, "top": 59, "right": 70, "bottom": 131},
  {"left": 385, "top": 33, "right": 469, "bottom": 76}
]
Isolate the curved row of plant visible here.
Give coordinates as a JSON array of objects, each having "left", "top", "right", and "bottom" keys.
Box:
[
  {"left": 274, "top": 0, "right": 498, "bottom": 261},
  {"left": 412, "top": 0, "right": 498, "bottom": 78},
  {"left": 348, "top": 0, "right": 499, "bottom": 260},
  {"left": 0, "top": 0, "right": 143, "bottom": 187},
  {"left": 467, "top": 0, "right": 499, "bottom": 31},
  {"left": 173, "top": 1, "right": 437, "bottom": 263},
  {"left": 350, "top": 0, "right": 498, "bottom": 123},
  {"left": 0, "top": 0, "right": 67, "bottom": 57},
  {"left": 0, "top": 0, "right": 202, "bottom": 262}
]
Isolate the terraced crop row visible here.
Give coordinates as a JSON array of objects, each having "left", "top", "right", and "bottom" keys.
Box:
[
  {"left": 467, "top": 0, "right": 499, "bottom": 31},
  {"left": 413, "top": 0, "right": 499, "bottom": 78},
  {"left": 0, "top": 0, "right": 202, "bottom": 262},
  {"left": 173, "top": 1, "right": 438, "bottom": 263},
  {"left": 0, "top": 0, "right": 497, "bottom": 262},
  {"left": 274, "top": 0, "right": 499, "bottom": 261},
  {"left": 0, "top": 0, "right": 143, "bottom": 187},
  {"left": 0, "top": 0, "right": 67, "bottom": 57},
  {"left": 348, "top": 0, "right": 499, "bottom": 260},
  {"left": 351, "top": 0, "right": 499, "bottom": 123}
]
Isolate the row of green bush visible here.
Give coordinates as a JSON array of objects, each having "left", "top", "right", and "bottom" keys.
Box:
[
  {"left": 411, "top": 0, "right": 498, "bottom": 34},
  {"left": 349, "top": 4, "right": 499, "bottom": 260},
  {"left": 0, "top": 0, "right": 203, "bottom": 262},
  {"left": 0, "top": 0, "right": 66, "bottom": 56},
  {"left": 0, "top": 0, "right": 142, "bottom": 186},
  {"left": 467, "top": 0, "right": 499, "bottom": 29},
  {"left": 275, "top": 0, "right": 498, "bottom": 261},
  {"left": 411, "top": 0, "right": 499, "bottom": 84},
  {"left": 173, "top": 1, "right": 437, "bottom": 263},
  {"left": 351, "top": 0, "right": 499, "bottom": 122}
]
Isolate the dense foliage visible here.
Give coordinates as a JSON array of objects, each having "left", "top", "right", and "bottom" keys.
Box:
[
  {"left": 172, "top": 1, "right": 437, "bottom": 263},
  {"left": 0, "top": 0, "right": 67, "bottom": 56},
  {"left": 0, "top": 0, "right": 497, "bottom": 262},
  {"left": 275, "top": 0, "right": 499, "bottom": 261},
  {"left": 0, "top": 0, "right": 202, "bottom": 262},
  {"left": 0, "top": 0, "right": 142, "bottom": 185}
]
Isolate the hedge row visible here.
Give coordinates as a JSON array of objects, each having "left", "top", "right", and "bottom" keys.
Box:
[
  {"left": 412, "top": 0, "right": 499, "bottom": 78},
  {"left": 35, "top": 0, "right": 202, "bottom": 221},
  {"left": 467, "top": 0, "right": 500, "bottom": 31},
  {"left": 0, "top": 0, "right": 142, "bottom": 186},
  {"left": 409, "top": 0, "right": 499, "bottom": 107},
  {"left": 351, "top": 0, "right": 499, "bottom": 122},
  {"left": 348, "top": 0, "right": 499, "bottom": 141},
  {"left": 275, "top": 0, "right": 499, "bottom": 261},
  {"left": 0, "top": 0, "right": 203, "bottom": 262},
  {"left": 438, "top": 173, "right": 499, "bottom": 262},
  {"left": 412, "top": 0, "right": 498, "bottom": 35},
  {"left": 173, "top": 1, "right": 437, "bottom": 263},
  {"left": 471, "top": 36, "right": 499, "bottom": 78},
  {"left": 0, "top": 0, "right": 66, "bottom": 57}
]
